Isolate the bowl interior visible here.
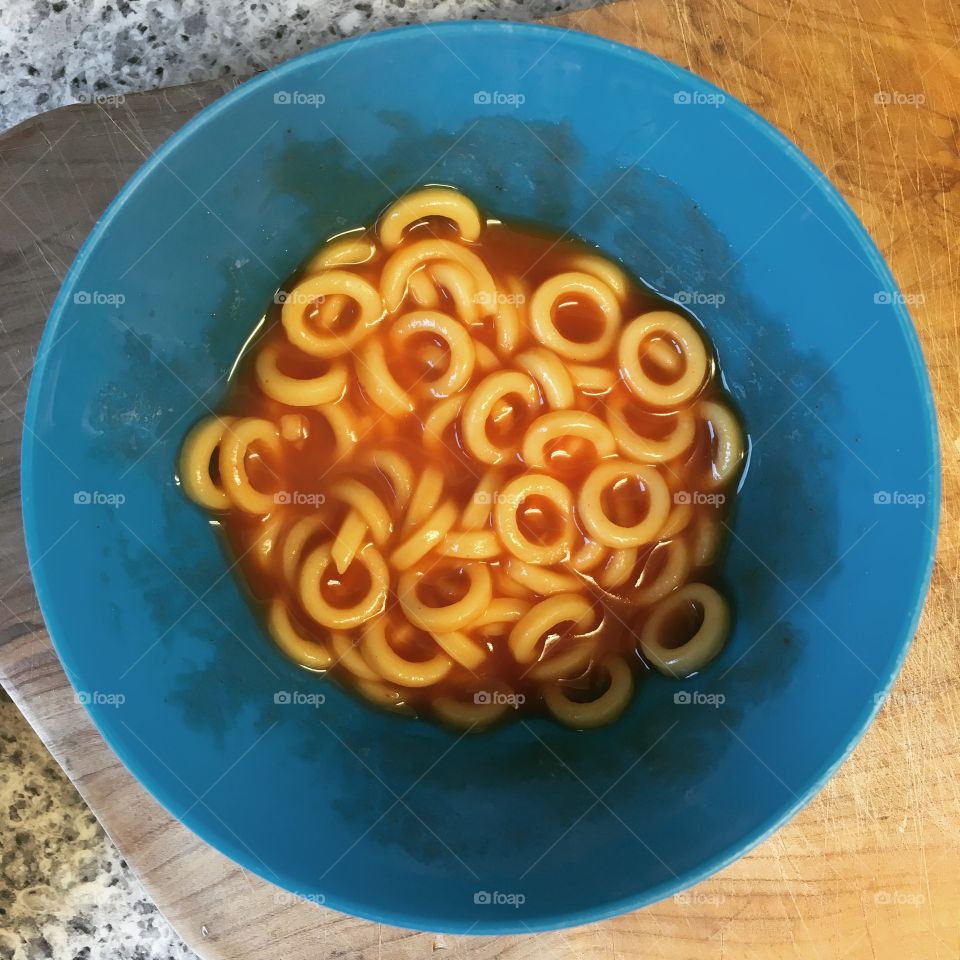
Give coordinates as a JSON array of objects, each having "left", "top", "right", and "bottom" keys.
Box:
[{"left": 22, "top": 23, "right": 938, "bottom": 933}]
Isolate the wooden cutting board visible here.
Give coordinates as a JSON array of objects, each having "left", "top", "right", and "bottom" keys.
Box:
[{"left": 1, "top": 1, "right": 958, "bottom": 956}]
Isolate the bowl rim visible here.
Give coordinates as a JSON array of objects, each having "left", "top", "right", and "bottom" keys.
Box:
[{"left": 21, "top": 19, "right": 941, "bottom": 936}]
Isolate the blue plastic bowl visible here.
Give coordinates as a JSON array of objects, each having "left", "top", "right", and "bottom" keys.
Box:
[{"left": 22, "top": 22, "right": 939, "bottom": 933}]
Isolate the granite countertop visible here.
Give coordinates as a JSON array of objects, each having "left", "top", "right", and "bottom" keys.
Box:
[
  {"left": 0, "top": 692, "right": 198, "bottom": 960},
  {"left": 0, "top": 0, "right": 591, "bottom": 131},
  {"left": 0, "top": 2, "right": 597, "bottom": 956}
]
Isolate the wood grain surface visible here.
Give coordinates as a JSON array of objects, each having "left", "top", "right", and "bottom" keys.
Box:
[{"left": 1, "top": 2, "right": 958, "bottom": 957}]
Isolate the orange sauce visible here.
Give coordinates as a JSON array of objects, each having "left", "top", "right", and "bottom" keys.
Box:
[{"left": 211, "top": 216, "right": 742, "bottom": 722}]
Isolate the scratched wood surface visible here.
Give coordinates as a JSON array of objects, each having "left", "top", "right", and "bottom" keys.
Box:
[{"left": 1, "top": 1, "right": 958, "bottom": 957}]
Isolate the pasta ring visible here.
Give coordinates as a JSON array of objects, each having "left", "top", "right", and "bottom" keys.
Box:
[
  {"left": 303, "top": 234, "right": 376, "bottom": 273},
  {"left": 438, "top": 531, "right": 501, "bottom": 559},
  {"left": 475, "top": 341, "right": 501, "bottom": 372},
  {"left": 569, "top": 539, "right": 608, "bottom": 574},
  {"left": 494, "top": 472, "right": 575, "bottom": 565},
  {"left": 618, "top": 311, "right": 708, "bottom": 407},
  {"left": 521, "top": 410, "right": 616, "bottom": 469},
  {"left": 640, "top": 582, "right": 730, "bottom": 677},
  {"left": 268, "top": 599, "right": 333, "bottom": 671},
  {"left": 422, "top": 395, "right": 464, "bottom": 451},
  {"left": 330, "top": 479, "right": 393, "bottom": 542},
  {"left": 505, "top": 559, "right": 583, "bottom": 596},
  {"left": 219, "top": 417, "right": 282, "bottom": 515},
  {"left": 461, "top": 468, "right": 504, "bottom": 530},
  {"left": 567, "top": 362, "right": 616, "bottom": 394},
  {"left": 514, "top": 348, "right": 575, "bottom": 409},
  {"left": 329, "top": 629, "right": 380, "bottom": 681},
  {"left": 597, "top": 547, "right": 638, "bottom": 590},
  {"left": 577, "top": 459, "right": 671, "bottom": 548},
  {"left": 542, "top": 654, "right": 634, "bottom": 728},
  {"left": 255, "top": 342, "right": 348, "bottom": 406},
  {"left": 658, "top": 498, "right": 694, "bottom": 540},
  {"left": 391, "top": 310, "right": 476, "bottom": 397},
  {"left": 508, "top": 593, "right": 595, "bottom": 664},
  {"left": 330, "top": 509, "right": 370, "bottom": 576},
  {"left": 699, "top": 400, "right": 745, "bottom": 489},
  {"left": 397, "top": 563, "right": 493, "bottom": 633},
  {"left": 248, "top": 513, "right": 285, "bottom": 571},
  {"left": 281, "top": 514, "right": 330, "bottom": 585},
  {"left": 431, "top": 686, "right": 513, "bottom": 729},
  {"left": 527, "top": 634, "right": 597, "bottom": 682},
  {"left": 356, "top": 340, "right": 415, "bottom": 416},
  {"left": 472, "top": 598, "right": 531, "bottom": 628},
  {"left": 380, "top": 238, "right": 496, "bottom": 314},
  {"left": 408, "top": 268, "right": 441, "bottom": 307},
  {"left": 529, "top": 271, "right": 621, "bottom": 361},
  {"left": 353, "top": 678, "right": 408, "bottom": 710},
  {"left": 282, "top": 270, "right": 384, "bottom": 358},
  {"left": 390, "top": 500, "right": 459, "bottom": 571},
  {"left": 431, "top": 630, "right": 489, "bottom": 669},
  {"left": 427, "top": 261, "right": 482, "bottom": 326},
  {"left": 565, "top": 253, "right": 631, "bottom": 302},
  {"left": 299, "top": 542, "right": 389, "bottom": 629},
  {"left": 361, "top": 619, "right": 454, "bottom": 688},
  {"left": 378, "top": 186, "right": 483, "bottom": 250},
  {"left": 179, "top": 415, "right": 234, "bottom": 510},
  {"left": 493, "top": 278, "right": 525, "bottom": 354},
  {"left": 402, "top": 466, "right": 445, "bottom": 535},
  {"left": 692, "top": 517, "right": 722, "bottom": 568},
  {"left": 461, "top": 370, "right": 540, "bottom": 465},
  {"left": 631, "top": 539, "right": 690, "bottom": 606},
  {"left": 372, "top": 450, "right": 415, "bottom": 508},
  {"left": 314, "top": 400, "right": 368, "bottom": 458},
  {"left": 606, "top": 401, "right": 696, "bottom": 464}
]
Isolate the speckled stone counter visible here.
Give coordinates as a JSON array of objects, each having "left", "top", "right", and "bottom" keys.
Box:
[
  {"left": 0, "top": 693, "right": 199, "bottom": 959},
  {"left": 0, "top": 0, "right": 594, "bottom": 130}
]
